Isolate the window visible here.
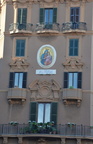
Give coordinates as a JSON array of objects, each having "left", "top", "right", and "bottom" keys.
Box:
[
  {"left": 16, "top": 39, "right": 25, "bottom": 57},
  {"left": 70, "top": 7, "right": 80, "bottom": 29},
  {"left": 64, "top": 72, "right": 82, "bottom": 88},
  {"left": 70, "top": 7, "right": 80, "bottom": 22},
  {"left": 30, "top": 102, "right": 58, "bottom": 124},
  {"left": 9, "top": 72, "right": 27, "bottom": 88},
  {"left": 69, "top": 39, "right": 79, "bottom": 56},
  {"left": 17, "top": 8, "right": 27, "bottom": 29},
  {"left": 38, "top": 103, "right": 51, "bottom": 123},
  {"left": 39, "top": 8, "right": 57, "bottom": 25}
]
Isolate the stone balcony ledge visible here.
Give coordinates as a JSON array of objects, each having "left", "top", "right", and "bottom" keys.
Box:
[
  {"left": 7, "top": 88, "right": 27, "bottom": 104},
  {"left": 62, "top": 88, "right": 82, "bottom": 106}
]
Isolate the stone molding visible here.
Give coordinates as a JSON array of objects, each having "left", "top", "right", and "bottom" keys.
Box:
[
  {"left": 0, "top": 0, "right": 89, "bottom": 5},
  {"left": 18, "top": 137, "right": 23, "bottom": 144},
  {"left": 29, "top": 79, "right": 61, "bottom": 101},
  {"left": 9, "top": 58, "right": 29, "bottom": 71},
  {"left": 77, "top": 139, "right": 81, "bottom": 144},
  {"left": 3, "top": 137, "right": 8, "bottom": 144},
  {"left": 61, "top": 138, "right": 66, "bottom": 144},
  {"left": 63, "top": 57, "right": 84, "bottom": 71},
  {"left": 37, "top": 138, "right": 46, "bottom": 144}
]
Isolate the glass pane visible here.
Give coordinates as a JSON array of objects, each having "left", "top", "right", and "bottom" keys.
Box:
[
  {"left": 44, "top": 104, "right": 50, "bottom": 123},
  {"left": 74, "top": 48, "right": 78, "bottom": 56},
  {"left": 68, "top": 73, "right": 73, "bottom": 88},
  {"left": 49, "top": 9, "right": 53, "bottom": 23},
  {"left": 69, "top": 48, "right": 73, "bottom": 56},
  {"left": 70, "top": 39, "right": 74, "bottom": 47},
  {"left": 38, "top": 104, "right": 44, "bottom": 123},
  {"left": 74, "top": 39, "right": 78, "bottom": 47},
  {"left": 14, "top": 73, "right": 18, "bottom": 87},
  {"left": 76, "top": 8, "right": 79, "bottom": 15},
  {"left": 19, "top": 73, "right": 23, "bottom": 88},
  {"left": 45, "top": 9, "right": 48, "bottom": 23},
  {"left": 73, "top": 73, "right": 78, "bottom": 88}
]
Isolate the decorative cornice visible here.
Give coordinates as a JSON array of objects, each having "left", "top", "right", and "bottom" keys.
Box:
[
  {"left": 63, "top": 57, "right": 84, "bottom": 71},
  {"left": 0, "top": 0, "right": 89, "bottom": 6},
  {"left": 29, "top": 79, "right": 61, "bottom": 101},
  {"left": 9, "top": 58, "right": 29, "bottom": 71}
]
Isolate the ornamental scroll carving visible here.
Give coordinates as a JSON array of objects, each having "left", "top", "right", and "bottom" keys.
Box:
[
  {"left": 37, "top": 138, "right": 47, "bottom": 144},
  {"left": 29, "top": 80, "right": 61, "bottom": 101},
  {"left": 9, "top": 58, "right": 29, "bottom": 71},
  {"left": 63, "top": 58, "right": 84, "bottom": 71}
]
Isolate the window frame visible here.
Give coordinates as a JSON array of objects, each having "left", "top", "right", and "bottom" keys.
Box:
[
  {"left": 66, "top": 36, "right": 82, "bottom": 58},
  {"left": 16, "top": 39, "right": 26, "bottom": 57},
  {"left": 12, "top": 37, "right": 28, "bottom": 58},
  {"left": 39, "top": 8, "right": 57, "bottom": 24},
  {"left": 64, "top": 72, "right": 82, "bottom": 89},
  {"left": 69, "top": 38, "right": 79, "bottom": 56},
  {"left": 30, "top": 102, "right": 58, "bottom": 124},
  {"left": 65, "top": 2, "right": 85, "bottom": 22},
  {"left": 9, "top": 72, "right": 27, "bottom": 88}
]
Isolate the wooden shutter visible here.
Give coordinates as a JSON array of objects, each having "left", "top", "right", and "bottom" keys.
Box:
[
  {"left": 64, "top": 72, "right": 68, "bottom": 88},
  {"left": 78, "top": 72, "right": 82, "bottom": 88},
  {"left": 16, "top": 40, "right": 25, "bottom": 57},
  {"left": 69, "top": 39, "right": 78, "bottom": 56},
  {"left": 39, "top": 8, "right": 44, "bottom": 24},
  {"left": 17, "top": 8, "right": 21, "bottom": 24},
  {"left": 20, "top": 40, "right": 25, "bottom": 56},
  {"left": 69, "top": 39, "right": 74, "bottom": 56},
  {"left": 53, "top": 8, "right": 57, "bottom": 23},
  {"left": 22, "top": 72, "right": 27, "bottom": 88},
  {"left": 16, "top": 40, "right": 20, "bottom": 56},
  {"left": 51, "top": 102, "right": 58, "bottom": 124},
  {"left": 22, "top": 8, "right": 27, "bottom": 24},
  {"left": 74, "top": 39, "right": 78, "bottom": 56},
  {"left": 9, "top": 72, "right": 14, "bottom": 88},
  {"left": 75, "top": 7, "right": 80, "bottom": 22},
  {"left": 30, "top": 102, "right": 37, "bottom": 121}
]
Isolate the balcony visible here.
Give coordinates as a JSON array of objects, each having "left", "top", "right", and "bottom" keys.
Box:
[
  {"left": 35, "top": 23, "right": 60, "bottom": 35},
  {"left": 7, "top": 88, "right": 27, "bottom": 104},
  {"left": 62, "top": 88, "right": 82, "bottom": 106},
  {"left": 62, "top": 22, "right": 87, "bottom": 34},
  {"left": 0, "top": 124, "right": 92, "bottom": 138},
  {"left": 9, "top": 23, "right": 33, "bottom": 36}
]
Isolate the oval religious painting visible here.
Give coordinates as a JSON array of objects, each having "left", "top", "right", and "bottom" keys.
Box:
[{"left": 37, "top": 45, "right": 57, "bottom": 68}]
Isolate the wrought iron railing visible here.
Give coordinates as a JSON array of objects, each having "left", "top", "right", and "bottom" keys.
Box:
[
  {"left": 62, "top": 22, "right": 87, "bottom": 32},
  {"left": 0, "top": 124, "right": 93, "bottom": 136},
  {"left": 9, "top": 23, "right": 33, "bottom": 32},
  {"left": 35, "top": 23, "right": 60, "bottom": 32}
]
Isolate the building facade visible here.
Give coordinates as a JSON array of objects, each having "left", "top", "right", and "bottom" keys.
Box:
[{"left": 0, "top": 0, "right": 93, "bottom": 143}]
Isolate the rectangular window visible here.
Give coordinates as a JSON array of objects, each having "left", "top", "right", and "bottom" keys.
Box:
[
  {"left": 39, "top": 8, "right": 57, "bottom": 25},
  {"left": 70, "top": 7, "right": 80, "bottom": 29},
  {"left": 9, "top": 72, "right": 27, "bottom": 88},
  {"left": 17, "top": 8, "right": 27, "bottom": 30},
  {"left": 16, "top": 39, "right": 25, "bottom": 57},
  {"left": 69, "top": 39, "right": 79, "bottom": 56},
  {"left": 17, "top": 8, "right": 27, "bottom": 24},
  {"left": 64, "top": 72, "right": 82, "bottom": 89},
  {"left": 70, "top": 7, "right": 80, "bottom": 22},
  {"left": 30, "top": 102, "right": 58, "bottom": 124},
  {"left": 38, "top": 103, "right": 51, "bottom": 123}
]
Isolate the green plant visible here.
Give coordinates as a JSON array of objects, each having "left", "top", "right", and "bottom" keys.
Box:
[
  {"left": 10, "top": 121, "right": 18, "bottom": 126},
  {"left": 69, "top": 86, "right": 74, "bottom": 89}
]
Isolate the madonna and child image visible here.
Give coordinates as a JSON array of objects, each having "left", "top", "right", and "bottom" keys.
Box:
[{"left": 37, "top": 45, "right": 56, "bottom": 68}]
